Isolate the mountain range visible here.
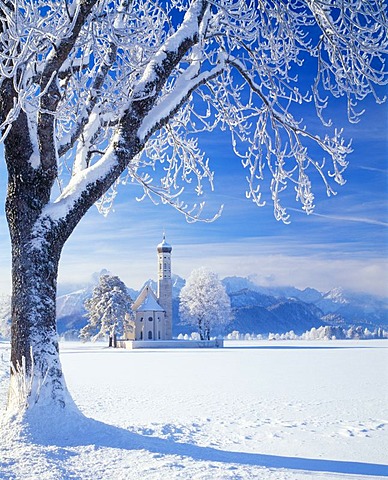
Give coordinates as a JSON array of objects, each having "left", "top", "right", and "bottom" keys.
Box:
[
  {"left": 0, "top": 274, "right": 386, "bottom": 340},
  {"left": 54, "top": 274, "right": 387, "bottom": 338}
]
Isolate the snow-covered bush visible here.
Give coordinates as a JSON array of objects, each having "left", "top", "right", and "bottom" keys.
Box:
[
  {"left": 227, "top": 331, "right": 241, "bottom": 340},
  {"left": 190, "top": 332, "right": 201, "bottom": 341},
  {"left": 228, "top": 325, "right": 388, "bottom": 341}
]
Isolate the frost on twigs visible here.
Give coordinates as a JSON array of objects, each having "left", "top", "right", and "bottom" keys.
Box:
[
  {"left": 1, "top": 0, "right": 387, "bottom": 418},
  {"left": 179, "top": 267, "right": 233, "bottom": 340},
  {"left": 0, "top": 0, "right": 386, "bottom": 225},
  {"left": 120, "top": 125, "right": 224, "bottom": 223}
]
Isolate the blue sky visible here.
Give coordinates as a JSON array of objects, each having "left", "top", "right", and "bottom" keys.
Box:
[{"left": 0, "top": 85, "right": 387, "bottom": 298}]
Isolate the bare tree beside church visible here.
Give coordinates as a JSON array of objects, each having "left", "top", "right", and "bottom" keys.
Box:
[
  {"left": 179, "top": 268, "right": 232, "bottom": 340},
  {"left": 0, "top": 0, "right": 386, "bottom": 416}
]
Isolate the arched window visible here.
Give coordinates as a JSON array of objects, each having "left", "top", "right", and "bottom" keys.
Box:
[
  {"left": 140, "top": 317, "right": 143, "bottom": 322},
  {"left": 158, "top": 331, "right": 161, "bottom": 340},
  {"left": 148, "top": 331, "right": 152, "bottom": 340},
  {"left": 140, "top": 331, "right": 143, "bottom": 340}
]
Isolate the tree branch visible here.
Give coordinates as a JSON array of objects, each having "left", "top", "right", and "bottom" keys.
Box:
[
  {"left": 37, "top": 0, "right": 100, "bottom": 181},
  {"left": 58, "top": 43, "right": 118, "bottom": 158},
  {"left": 44, "top": 0, "right": 211, "bottom": 236}
]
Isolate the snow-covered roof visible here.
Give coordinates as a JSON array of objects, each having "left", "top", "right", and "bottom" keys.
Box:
[
  {"left": 133, "top": 285, "right": 165, "bottom": 312},
  {"left": 157, "top": 234, "right": 172, "bottom": 253}
]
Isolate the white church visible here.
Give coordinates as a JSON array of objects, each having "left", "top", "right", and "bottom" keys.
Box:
[
  {"left": 124, "top": 235, "right": 173, "bottom": 342},
  {"left": 119, "top": 235, "right": 223, "bottom": 349}
]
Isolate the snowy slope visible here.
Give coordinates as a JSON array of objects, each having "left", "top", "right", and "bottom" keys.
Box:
[
  {"left": 317, "top": 288, "right": 388, "bottom": 323},
  {"left": 54, "top": 274, "right": 388, "bottom": 338},
  {"left": 141, "top": 274, "right": 185, "bottom": 299},
  {"left": 0, "top": 340, "right": 387, "bottom": 480},
  {"left": 222, "top": 277, "right": 323, "bottom": 303}
]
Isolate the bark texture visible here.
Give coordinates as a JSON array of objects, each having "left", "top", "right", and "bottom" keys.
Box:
[{"left": 4, "top": 109, "right": 69, "bottom": 411}]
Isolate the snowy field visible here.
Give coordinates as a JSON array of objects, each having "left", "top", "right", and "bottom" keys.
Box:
[{"left": 0, "top": 339, "right": 387, "bottom": 480}]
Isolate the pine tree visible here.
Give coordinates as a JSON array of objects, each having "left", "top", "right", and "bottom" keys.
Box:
[
  {"left": 81, "top": 275, "right": 133, "bottom": 347},
  {"left": 1, "top": 0, "right": 386, "bottom": 415}
]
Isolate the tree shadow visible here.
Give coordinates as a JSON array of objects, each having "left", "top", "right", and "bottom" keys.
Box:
[{"left": 25, "top": 411, "right": 388, "bottom": 478}]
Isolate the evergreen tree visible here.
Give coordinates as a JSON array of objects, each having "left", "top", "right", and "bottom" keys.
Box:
[
  {"left": 1, "top": 0, "right": 386, "bottom": 415},
  {"left": 81, "top": 275, "right": 133, "bottom": 347}
]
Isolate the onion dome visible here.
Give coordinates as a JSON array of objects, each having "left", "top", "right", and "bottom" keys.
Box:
[{"left": 157, "top": 234, "right": 172, "bottom": 253}]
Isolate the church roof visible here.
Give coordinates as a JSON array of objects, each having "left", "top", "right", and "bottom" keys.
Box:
[
  {"left": 157, "top": 234, "right": 172, "bottom": 253},
  {"left": 133, "top": 285, "right": 165, "bottom": 312}
]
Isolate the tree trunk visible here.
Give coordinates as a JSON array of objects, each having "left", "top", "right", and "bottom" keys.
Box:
[
  {"left": 198, "top": 318, "right": 204, "bottom": 340},
  {"left": 4, "top": 110, "right": 74, "bottom": 416},
  {"left": 108, "top": 333, "right": 118, "bottom": 348},
  {"left": 6, "top": 230, "right": 73, "bottom": 414}
]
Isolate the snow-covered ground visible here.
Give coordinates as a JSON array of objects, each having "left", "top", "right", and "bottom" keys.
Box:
[{"left": 0, "top": 339, "right": 387, "bottom": 479}]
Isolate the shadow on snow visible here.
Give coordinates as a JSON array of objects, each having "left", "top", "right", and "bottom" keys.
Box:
[{"left": 22, "top": 411, "right": 388, "bottom": 478}]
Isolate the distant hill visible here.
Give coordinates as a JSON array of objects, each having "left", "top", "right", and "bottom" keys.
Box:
[
  {"left": 316, "top": 287, "right": 388, "bottom": 326},
  {"left": 1, "top": 272, "right": 384, "bottom": 340},
  {"left": 51, "top": 273, "right": 388, "bottom": 338},
  {"left": 221, "top": 277, "right": 387, "bottom": 332},
  {"left": 222, "top": 277, "right": 323, "bottom": 303},
  {"left": 216, "top": 284, "right": 324, "bottom": 335}
]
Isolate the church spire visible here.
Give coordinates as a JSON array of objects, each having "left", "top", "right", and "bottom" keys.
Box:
[
  {"left": 157, "top": 234, "right": 172, "bottom": 339},
  {"left": 157, "top": 233, "right": 172, "bottom": 253}
]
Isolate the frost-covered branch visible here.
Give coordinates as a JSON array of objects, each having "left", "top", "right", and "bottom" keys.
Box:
[
  {"left": 1, "top": 0, "right": 387, "bottom": 416},
  {"left": 0, "top": 0, "right": 387, "bottom": 228}
]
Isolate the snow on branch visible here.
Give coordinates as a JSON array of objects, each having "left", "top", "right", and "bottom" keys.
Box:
[{"left": 0, "top": 0, "right": 386, "bottom": 227}]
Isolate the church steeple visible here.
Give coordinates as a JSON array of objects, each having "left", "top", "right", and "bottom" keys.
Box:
[
  {"left": 157, "top": 233, "right": 172, "bottom": 254},
  {"left": 157, "top": 234, "right": 172, "bottom": 339}
]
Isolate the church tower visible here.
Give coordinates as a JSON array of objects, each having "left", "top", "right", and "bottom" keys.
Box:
[{"left": 157, "top": 234, "right": 173, "bottom": 339}]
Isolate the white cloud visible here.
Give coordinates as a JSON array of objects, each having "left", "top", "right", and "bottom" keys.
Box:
[
  {"left": 1, "top": 207, "right": 387, "bottom": 297},
  {"left": 301, "top": 211, "right": 388, "bottom": 227},
  {"left": 57, "top": 237, "right": 388, "bottom": 297},
  {"left": 172, "top": 241, "right": 388, "bottom": 297}
]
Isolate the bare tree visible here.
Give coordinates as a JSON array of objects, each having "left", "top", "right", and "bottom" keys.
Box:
[
  {"left": 179, "top": 267, "right": 232, "bottom": 340},
  {"left": 0, "top": 0, "right": 386, "bottom": 415}
]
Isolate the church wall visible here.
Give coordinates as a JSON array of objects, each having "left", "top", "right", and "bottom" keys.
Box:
[
  {"left": 130, "top": 236, "right": 173, "bottom": 341},
  {"left": 135, "top": 310, "right": 165, "bottom": 340}
]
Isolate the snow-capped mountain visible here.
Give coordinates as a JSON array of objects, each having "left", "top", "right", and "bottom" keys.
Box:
[
  {"left": 140, "top": 274, "right": 185, "bottom": 300},
  {"left": 220, "top": 287, "right": 324, "bottom": 335},
  {"left": 222, "top": 276, "right": 323, "bottom": 304},
  {"left": 57, "top": 287, "right": 92, "bottom": 319},
  {"left": 56, "top": 287, "right": 92, "bottom": 335},
  {"left": 40, "top": 274, "right": 388, "bottom": 338},
  {"left": 322, "top": 287, "right": 349, "bottom": 304},
  {"left": 316, "top": 287, "right": 388, "bottom": 326}
]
